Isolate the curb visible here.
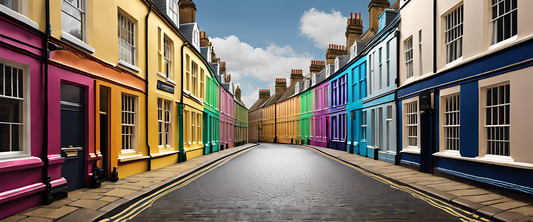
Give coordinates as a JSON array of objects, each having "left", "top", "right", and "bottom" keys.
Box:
[
  {"left": 94, "top": 143, "right": 259, "bottom": 221},
  {"left": 302, "top": 145, "right": 530, "bottom": 222}
]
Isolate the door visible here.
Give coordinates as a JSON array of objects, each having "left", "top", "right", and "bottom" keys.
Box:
[
  {"left": 99, "top": 87, "right": 109, "bottom": 179},
  {"left": 60, "top": 83, "right": 85, "bottom": 191}
]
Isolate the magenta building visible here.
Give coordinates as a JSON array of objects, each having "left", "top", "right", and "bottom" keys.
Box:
[
  {"left": 219, "top": 84, "right": 234, "bottom": 150},
  {"left": 310, "top": 73, "right": 330, "bottom": 148}
]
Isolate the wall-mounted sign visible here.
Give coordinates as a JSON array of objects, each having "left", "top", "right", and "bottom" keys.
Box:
[{"left": 157, "top": 80, "right": 174, "bottom": 93}]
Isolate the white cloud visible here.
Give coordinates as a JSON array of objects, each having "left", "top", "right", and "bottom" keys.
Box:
[
  {"left": 299, "top": 8, "right": 347, "bottom": 49},
  {"left": 209, "top": 35, "right": 312, "bottom": 107}
]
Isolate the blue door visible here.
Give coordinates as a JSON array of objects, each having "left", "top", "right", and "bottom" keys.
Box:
[{"left": 60, "top": 83, "right": 85, "bottom": 191}]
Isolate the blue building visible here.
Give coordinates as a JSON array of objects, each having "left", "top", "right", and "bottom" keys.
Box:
[{"left": 361, "top": 9, "right": 399, "bottom": 163}]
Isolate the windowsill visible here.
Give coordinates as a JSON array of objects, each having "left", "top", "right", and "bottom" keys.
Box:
[
  {"left": 433, "top": 150, "right": 461, "bottom": 158},
  {"left": 444, "top": 57, "right": 463, "bottom": 68},
  {"left": 488, "top": 36, "right": 517, "bottom": 51},
  {"left": 367, "top": 145, "right": 379, "bottom": 150},
  {"left": 118, "top": 154, "right": 150, "bottom": 163},
  {"left": 0, "top": 5, "right": 38, "bottom": 30},
  {"left": 157, "top": 72, "right": 176, "bottom": 86},
  {"left": 151, "top": 150, "right": 179, "bottom": 158},
  {"left": 118, "top": 60, "right": 140, "bottom": 73},
  {"left": 0, "top": 156, "right": 42, "bottom": 173},
  {"left": 61, "top": 31, "right": 95, "bottom": 54},
  {"left": 400, "top": 147, "right": 420, "bottom": 154},
  {"left": 434, "top": 153, "right": 533, "bottom": 170}
]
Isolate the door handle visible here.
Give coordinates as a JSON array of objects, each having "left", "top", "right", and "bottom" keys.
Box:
[{"left": 61, "top": 145, "right": 83, "bottom": 152}]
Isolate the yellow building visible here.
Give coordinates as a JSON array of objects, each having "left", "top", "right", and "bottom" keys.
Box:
[{"left": 275, "top": 70, "right": 303, "bottom": 144}]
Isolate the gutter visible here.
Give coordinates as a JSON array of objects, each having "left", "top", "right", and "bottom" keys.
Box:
[
  {"left": 394, "top": 30, "right": 401, "bottom": 165},
  {"left": 43, "top": 0, "right": 53, "bottom": 204},
  {"left": 179, "top": 42, "right": 190, "bottom": 162},
  {"left": 145, "top": 3, "right": 152, "bottom": 171}
]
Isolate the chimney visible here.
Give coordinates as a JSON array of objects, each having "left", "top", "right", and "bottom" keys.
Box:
[
  {"left": 259, "top": 89, "right": 270, "bottom": 98},
  {"left": 346, "top": 12, "right": 364, "bottom": 49},
  {"left": 179, "top": 0, "right": 196, "bottom": 24},
  {"left": 225, "top": 74, "right": 231, "bottom": 83},
  {"left": 235, "top": 85, "right": 242, "bottom": 101},
  {"left": 275, "top": 78, "right": 287, "bottom": 94},
  {"left": 309, "top": 60, "right": 326, "bottom": 75},
  {"left": 211, "top": 46, "right": 219, "bottom": 63},
  {"left": 325, "top": 44, "right": 348, "bottom": 65},
  {"left": 290, "top": 69, "right": 304, "bottom": 86},
  {"left": 200, "top": 31, "right": 210, "bottom": 47},
  {"left": 220, "top": 61, "right": 226, "bottom": 76},
  {"left": 368, "top": 0, "right": 390, "bottom": 32}
]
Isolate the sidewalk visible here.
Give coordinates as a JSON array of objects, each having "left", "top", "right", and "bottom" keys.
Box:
[
  {"left": 0, "top": 144, "right": 258, "bottom": 222},
  {"left": 305, "top": 145, "right": 533, "bottom": 222}
]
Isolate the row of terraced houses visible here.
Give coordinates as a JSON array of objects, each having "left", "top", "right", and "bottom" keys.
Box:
[
  {"left": 249, "top": 0, "right": 533, "bottom": 195},
  {"left": 0, "top": 0, "right": 248, "bottom": 218}
]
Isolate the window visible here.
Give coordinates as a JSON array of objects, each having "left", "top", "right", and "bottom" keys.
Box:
[
  {"left": 443, "top": 94, "right": 460, "bottom": 151},
  {"left": 197, "top": 113, "right": 201, "bottom": 142},
  {"left": 332, "top": 82, "right": 338, "bottom": 107},
  {"left": 418, "top": 30, "right": 423, "bottom": 75},
  {"left": 359, "top": 63, "right": 367, "bottom": 99},
  {"left": 340, "top": 76, "right": 346, "bottom": 104},
  {"left": 200, "top": 69, "right": 204, "bottom": 100},
  {"left": 164, "top": 36, "right": 172, "bottom": 78},
  {"left": 118, "top": 13, "right": 135, "bottom": 65},
  {"left": 168, "top": 0, "right": 179, "bottom": 25},
  {"left": 62, "top": 0, "right": 85, "bottom": 41},
  {"left": 122, "top": 94, "right": 136, "bottom": 151},
  {"left": 386, "top": 105, "right": 392, "bottom": 150},
  {"left": 444, "top": 6, "right": 463, "bottom": 63},
  {"left": 361, "top": 111, "right": 367, "bottom": 140},
  {"left": 484, "top": 84, "right": 510, "bottom": 156},
  {"left": 405, "top": 37, "right": 414, "bottom": 79},
  {"left": 371, "top": 109, "right": 375, "bottom": 146},
  {"left": 386, "top": 41, "right": 391, "bottom": 87},
  {"left": 405, "top": 101, "right": 418, "bottom": 147},
  {"left": 490, "top": 0, "right": 517, "bottom": 45},
  {"left": 0, "top": 63, "right": 24, "bottom": 155},
  {"left": 158, "top": 99, "right": 171, "bottom": 147},
  {"left": 369, "top": 53, "right": 373, "bottom": 94},
  {"left": 378, "top": 48, "right": 382, "bottom": 91},
  {"left": 185, "top": 55, "right": 190, "bottom": 91},
  {"left": 191, "top": 112, "right": 196, "bottom": 143},
  {"left": 191, "top": 62, "right": 198, "bottom": 96}
]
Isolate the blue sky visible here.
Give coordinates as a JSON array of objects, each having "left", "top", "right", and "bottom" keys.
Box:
[{"left": 194, "top": 0, "right": 372, "bottom": 107}]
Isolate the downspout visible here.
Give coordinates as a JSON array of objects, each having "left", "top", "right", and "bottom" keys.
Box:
[
  {"left": 274, "top": 103, "right": 277, "bottom": 143},
  {"left": 394, "top": 29, "right": 401, "bottom": 165},
  {"left": 179, "top": 42, "right": 190, "bottom": 162},
  {"left": 433, "top": 0, "right": 437, "bottom": 74},
  {"left": 145, "top": 3, "right": 152, "bottom": 171},
  {"left": 43, "top": 0, "right": 53, "bottom": 204}
]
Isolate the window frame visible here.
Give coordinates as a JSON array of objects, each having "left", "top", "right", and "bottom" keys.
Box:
[
  {"left": 163, "top": 35, "right": 173, "bottom": 79},
  {"left": 121, "top": 93, "right": 137, "bottom": 152},
  {"left": 481, "top": 82, "right": 510, "bottom": 158},
  {"left": 118, "top": 12, "right": 136, "bottom": 66},
  {"left": 444, "top": 5, "right": 464, "bottom": 64},
  {"left": 0, "top": 60, "right": 30, "bottom": 159},
  {"left": 439, "top": 86, "right": 461, "bottom": 154},
  {"left": 61, "top": 0, "right": 86, "bottom": 42},
  {"left": 402, "top": 97, "right": 419, "bottom": 153},
  {"left": 489, "top": 0, "right": 517, "bottom": 46},
  {"left": 404, "top": 37, "right": 414, "bottom": 79}
]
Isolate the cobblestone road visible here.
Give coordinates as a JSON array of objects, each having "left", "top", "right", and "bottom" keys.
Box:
[{"left": 128, "top": 144, "right": 465, "bottom": 221}]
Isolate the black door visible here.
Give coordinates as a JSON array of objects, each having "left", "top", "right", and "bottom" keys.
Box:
[{"left": 60, "top": 83, "right": 85, "bottom": 191}]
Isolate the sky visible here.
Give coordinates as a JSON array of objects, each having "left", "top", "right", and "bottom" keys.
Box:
[{"left": 193, "top": 0, "right": 371, "bottom": 108}]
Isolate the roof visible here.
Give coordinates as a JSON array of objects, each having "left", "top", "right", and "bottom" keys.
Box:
[
  {"left": 277, "top": 81, "right": 298, "bottom": 102},
  {"left": 263, "top": 89, "right": 285, "bottom": 108},
  {"left": 249, "top": 94, "right": 270, "bottom": 112}
]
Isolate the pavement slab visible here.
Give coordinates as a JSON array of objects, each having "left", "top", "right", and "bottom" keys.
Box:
[
  {"left": 461, "top": 194, "right": 506, "bottom": 203},
  {"left": 0, "top": 215, "right": 27, "bottom": 222},
  {"left": 98, "top": 196, "right": 119, "bottom": 202},
  {"left": 509, "top": 206, "right": 533, "bottom": 216},
  {"left": 55, "top": 209, "right": 106, "bottom": 222},
  {"left": 68, "top": 199, "right": 110, "bottom": 210},
  {"left": 23, "top": 206, "right": 78, "bottom": 219},
  {"left": 19, "top": 217, "right": 52, "bottom": 222},
  {"left": 493, "top": 211, "right": 527, "bottom": 222},
  {"left": 67, "top": 192, "right": 102, "bottom": 200},
  {"left": 448, "top": 188, "right": 492, "bottom": 197},
  {"left": 42, "top": 199, "right": 75, "bottom": 209},
  {"left": 490, "top": 201, "right": 531, "bottom": 210},
  {"left": 102, "top": 188, "right": 136, "bottom": 197}
]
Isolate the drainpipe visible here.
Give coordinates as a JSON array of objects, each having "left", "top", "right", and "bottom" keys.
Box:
[
  {"left": 42, "top": 0, "right": 53, "bottom": 205},
  {"left": 394, "top": 29, "right": 401, "bottom": 165},
  {"left": 145, "top": 3, "right": 152, "bottom": 171},
  {"left": 433, "top": 0, "right": 437, "bottom": 74},
  {"left": 179, "top": 42, "right": 190, "bottom": 162}
]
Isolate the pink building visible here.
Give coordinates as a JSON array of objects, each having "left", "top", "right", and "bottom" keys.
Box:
[
  {"left": 219, "top": 85, "right": 234, "bottom": 150},
  {"left": 310, "top": 80, "right": 330, "bottom": 148}
]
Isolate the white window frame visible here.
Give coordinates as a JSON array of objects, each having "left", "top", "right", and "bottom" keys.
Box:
[
  {"left": 402, "top": 97, "right": 419, "bottom": 153},
  {"left": 168, "top": 0, "right": 179, "bottom": 25},
  {"left": 439, "top": 86, "right": 461, "bottom": 154},
  {"left": 61, "top": 0, "right": 86, "bottom": 42},
  {"left": 482, "top": 83, "right": 510, "bottom": 157},
  {"left": 121, "top": 94, "right": 137, "bottom": 152},
  {"left": 191, "top": 61, "right": 198, "bottom": 96},
  {"left": 378, "top": 48, "right": 382, "bottom": 91},
  {"left": 444, "top": 5, "right": 463, "bottom": 64},
  {"left": 361, "top": 110, "right": 367, "bottom": 141},
  {"left": 164, "top": 36, "right": 173, "bottom": 79},
  {"left": 0, "top": 59, "right": 30, "bottom": 160},
  {"left": 405, "top": 37, "right": 414, "bottom": 79},
  {"left": 118, "top": 12, "right": 136, "bottom": 66},
  {"left": 157, "top": 98, "right": 172, "bottom": 148},
  {"left": 489, "top": 0, "right": 517, "bottom": 46}
]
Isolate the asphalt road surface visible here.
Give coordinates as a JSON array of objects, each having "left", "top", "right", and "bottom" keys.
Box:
[{"left": 125, "top": 143, "right": 476, "bottom": 221}]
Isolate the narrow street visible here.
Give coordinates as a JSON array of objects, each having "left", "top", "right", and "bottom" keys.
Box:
[{"left": 119, "top": 144, "right": 476, "bottom": 221}]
